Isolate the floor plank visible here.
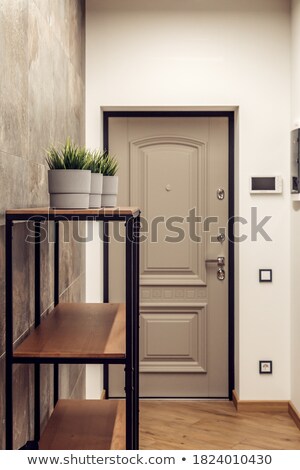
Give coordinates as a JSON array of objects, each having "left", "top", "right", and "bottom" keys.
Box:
[{"left": 139, "top": 401, "right": 300, "bottom": 450}]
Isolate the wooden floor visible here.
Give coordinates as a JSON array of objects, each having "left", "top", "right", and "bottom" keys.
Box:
[{"left": 140, "top": 401, "right": 300, "bottom": 450}]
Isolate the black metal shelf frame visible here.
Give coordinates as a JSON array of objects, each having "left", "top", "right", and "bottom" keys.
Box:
[{"left": 5, "top": 210, "right": 140, "bottom": 450}]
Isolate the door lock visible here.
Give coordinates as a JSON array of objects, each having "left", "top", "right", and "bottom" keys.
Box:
[
  {"left": 217, "top": 268, "right": 225, "bottom": 281},
  {"left": 205, "top": 257, "right": 225, "bottom": 280},
  {"left": 217, "top": 188, "right": 225, "bottom": 200},
  {"left": 217, "top": 232, "right": 226, "bottom": 244}
]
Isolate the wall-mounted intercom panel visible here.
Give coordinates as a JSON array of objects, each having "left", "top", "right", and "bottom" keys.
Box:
[
  {"left": 291, "top": 128, "right": 300, "bottom": 193},
  {"left": 249, "top": 176, "right": 282, "bottom": 194}
]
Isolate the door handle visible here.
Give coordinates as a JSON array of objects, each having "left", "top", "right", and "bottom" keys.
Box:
[{"left": 205, "top": 256, "right": 225, "bottom": 267}]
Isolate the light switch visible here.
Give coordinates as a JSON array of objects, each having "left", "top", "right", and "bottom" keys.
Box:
[{"left": 259, "top": 269, "right": 272, "bottom": 283}]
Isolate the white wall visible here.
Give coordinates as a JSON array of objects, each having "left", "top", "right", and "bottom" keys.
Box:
[
  {"left": 291, "top": 0, "right": 300, "bottom": 413},
  {"left": 86, "top": 0, "right": 291, "bottom": 399},
  {"left": 85, "top": 221, "right": 103, "bottom": 398}
]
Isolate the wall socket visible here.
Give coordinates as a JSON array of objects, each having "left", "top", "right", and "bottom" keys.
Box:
[{"left": 259, "top": 360, "right": 272, "bottom": 374}]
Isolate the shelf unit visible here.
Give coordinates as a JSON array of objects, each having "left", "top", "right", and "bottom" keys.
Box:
[{"left": 5, "top": 207, "right": 140, "bottom": 450}]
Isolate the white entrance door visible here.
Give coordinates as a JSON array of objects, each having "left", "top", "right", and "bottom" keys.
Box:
[{"left": 108, "top": 117, "right": 228, "bottom": 397}]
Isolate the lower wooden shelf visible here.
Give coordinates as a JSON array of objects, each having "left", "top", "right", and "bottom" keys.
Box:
[{"left": 39, "top": 399, "right": 125, "bottom": 450}]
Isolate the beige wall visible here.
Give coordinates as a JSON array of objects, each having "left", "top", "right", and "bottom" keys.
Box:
[
  {"left": 86, "top": 0, "right": 291, "bottom": 400},
  {"left": 0, "top": 0, "right": 86, "bottom": 449},
  {"left": 291, "top": 0, "right": 300, "bottom": 414}
]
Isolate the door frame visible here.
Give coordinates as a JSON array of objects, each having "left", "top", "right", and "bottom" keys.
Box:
[{"left": 103, "top": 110, "right": 235, "bottom": 400}]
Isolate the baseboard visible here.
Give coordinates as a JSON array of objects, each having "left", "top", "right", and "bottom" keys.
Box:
[
  {"left": 232, "top": 390, "right": 288, "bottom": 412},
  {"left": 288, "top": 401, "right": 300, "bottom": 430},
  {"left": 100, "top": 389, "right": 106, "bottom": 400},
  {"left": 232, "top": 389, "right": 239, "bottom": 410}
]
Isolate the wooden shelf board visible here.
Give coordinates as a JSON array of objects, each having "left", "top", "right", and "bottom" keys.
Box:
[
  {"left": 14, "top": 303, "right": 125, "bottom": 359},
  {"left": 6, "top": 206, "right": 140, "bottom": 216},
  {"left": 39, "top": 399, "right": 125, "bottom": 450}
]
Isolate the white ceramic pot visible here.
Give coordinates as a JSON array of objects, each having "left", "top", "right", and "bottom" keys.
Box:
[
  {"left": 102, "top": 175, "right": 119, "bottom": 207},
  {"left": 101, "top": 194, "right": 118, "bottom": 207},
  {"left": 48, "top": 169, "right": 91, "bottom": 209},
  {"left": 89, "top": 173, "right": 103, "bottom": 208},
  {"left": 49, "top": 193, "right": 90, "bottom": 208}
]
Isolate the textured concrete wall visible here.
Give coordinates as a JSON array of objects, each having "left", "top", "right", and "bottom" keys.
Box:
[{"left": 0, "top": 0, "right": 86, "bottom": 449}]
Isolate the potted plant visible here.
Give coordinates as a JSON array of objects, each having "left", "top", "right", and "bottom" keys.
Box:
[
  {"left": 85, "top": 150, "right": 103, "bottom": 208},
  {"left": 46, "top": 138, "right": 91, "bottom": 209},
  {"left": 101, "top": 152, "right": 119, "bottom": 207}
]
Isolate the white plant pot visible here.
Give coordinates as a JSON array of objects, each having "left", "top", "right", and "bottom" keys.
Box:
[
  {"left": 102, "top": 175, "right": 119, "bottom": 207},
  {"left": 48, "top": 169, "right": 91, "bottom": 209},
  {"left": 89, "top": 173, "right": 103, "bottom": 208},
  {"left": 50, "top": 193, "right": 90, "bottom": 209},
  {"left": 102, "top": 194, "right": 118, "bottom": 207},
  {"left": 89, "top": 194, "right": 102, "bottom": 208}
]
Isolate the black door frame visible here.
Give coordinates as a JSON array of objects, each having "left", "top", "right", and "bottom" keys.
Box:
[{"left": 103, "top": 110, "right": 235, "bottom": 400}]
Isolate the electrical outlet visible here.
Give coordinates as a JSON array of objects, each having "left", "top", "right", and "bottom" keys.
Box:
[{"left": 259, "top": 360, "right": 272, "bottom": 374}]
